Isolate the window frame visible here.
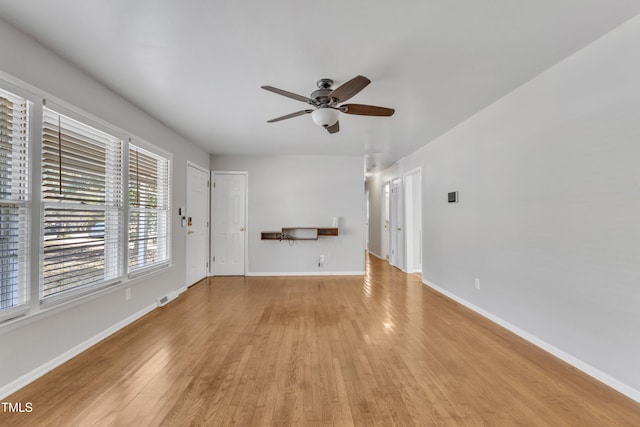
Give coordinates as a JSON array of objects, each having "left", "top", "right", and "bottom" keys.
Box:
[
  {"left": 39, "top": 100, "right": 127, "bottom": 304},
  {"left": 127, "top": 138, "right": 172, "bottom": 278},
  {"left": 0, "top": 80, "right": 34, "bottom": 322},
  {"left": 0, "top": 72, "right": 174, "bottom": 324}
]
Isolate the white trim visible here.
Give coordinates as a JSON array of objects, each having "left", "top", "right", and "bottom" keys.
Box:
[
  {"left": 367, "top": 251, "right": 386, "bottom": 261},
  {"left": 128, "top": 262, "right": 171, "bottom": 279},
  {"left": 211, "top": 170, "right": 247, "bottom": 175},
  {"left": 42, "top": 98, "right": 128, "bottom": 143},
  {"left": 422, "top": 278, "right": 640, "bottom": 404},
  {"left": 133, "top": 136, "right": 173, "bottom": 160},
  {"left": 122, "top": 138, "right": 131, "bottom": 280},
  {"left": 0, "top": 306, "right": 29, "bottom": 324},
  {"left": 186, "top": 160, "right": 209, "bottom": 174},
  {"left": 246, "top": 271, "right": 365, "bottom": 277},
  {"left": 29, "top": 99, "right": 43, "bottom": 316},
  {"left": 0, "top": 72, "right": 44, "bottom": 106},
  {"left": 41, "top": 278, "right": 123, "bottom": 306},
  {"left": 0, "top": 302, "right": 157, "bottom": 400},
  {"left": 404, "top": 166, "right": 422, "bottom": 178}
]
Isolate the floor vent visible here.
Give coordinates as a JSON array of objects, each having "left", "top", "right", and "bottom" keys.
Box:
[{"left": 157, "top": 291, "right": 178, "bottom": 307}]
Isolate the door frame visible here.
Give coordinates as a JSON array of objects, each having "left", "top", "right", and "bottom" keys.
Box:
[
  {"left": 210, "top": 170, "right": 248, "bottom": 276},
  {"left": 186, "top": 161, "right": 211, "bottom": 287}
]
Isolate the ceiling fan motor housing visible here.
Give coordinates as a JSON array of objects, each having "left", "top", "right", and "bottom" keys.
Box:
[
  {"left": 310, "top": 88, "right": 332, "bottom": 103},
  {"left": 311, "top": 78, "right": 335, "bottom": 105}
]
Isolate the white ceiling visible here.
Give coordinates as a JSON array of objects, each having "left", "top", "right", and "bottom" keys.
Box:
[{"left": 1, "top": 1, "right": 638, "bottom": 173}]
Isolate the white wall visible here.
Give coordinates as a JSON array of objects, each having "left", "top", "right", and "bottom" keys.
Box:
[
  {"left": 404, "top": 170, "right": 422, "bottom": 273},
  {"left": 0, "top": 18, "right": 209, "bottom": 396},
  {"left": 368, "top": 15, "right": 640, "bottom": 397},
  {"left": 211, "top": 155, "right": 365, "bottom": 275}
]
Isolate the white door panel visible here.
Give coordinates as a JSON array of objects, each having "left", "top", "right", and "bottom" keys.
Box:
[
  {"left": 186, "top": 163, "right": 210, "bottom": 286},
  {"left": 213, "top": 172, "right": 246, "bottom": 276}
]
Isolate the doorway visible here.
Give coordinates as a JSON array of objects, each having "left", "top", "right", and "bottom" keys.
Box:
[
  {"left": 212, "top": 171, "right": 247, "bottom": 276},
  {"left": 186, "top": 162, "right": 210, "bottom": 286}
]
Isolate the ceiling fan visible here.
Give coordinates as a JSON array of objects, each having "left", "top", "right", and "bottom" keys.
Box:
[{"left": 261, "top": 75, "right": 395, "bottom": 134}]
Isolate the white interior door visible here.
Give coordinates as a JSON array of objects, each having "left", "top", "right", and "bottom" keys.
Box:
[
  {"left": 381, "top": 183, "right": 390, "bottom": 260},
  {"left": 390, "top": 178, "right": 405, "bottom": 270},
  {"left": 186, "top": 163, "right": 210, "bottom": 286},
  {"left": 213, "top": 172, "right": 246, "bottom": 276}
]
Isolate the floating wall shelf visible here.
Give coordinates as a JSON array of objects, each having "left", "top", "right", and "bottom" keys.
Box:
[{"left": 261, "top": 227, "right": 339, "bottom": 241}]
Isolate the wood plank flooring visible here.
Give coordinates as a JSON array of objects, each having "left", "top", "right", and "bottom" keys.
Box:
[{"left": 3, "top": 254, "right": 640, "bottom": 426}]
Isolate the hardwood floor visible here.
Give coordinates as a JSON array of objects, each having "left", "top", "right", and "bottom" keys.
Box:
[{"left": 3, "top": 254, "right": 640, "bottom": 426}]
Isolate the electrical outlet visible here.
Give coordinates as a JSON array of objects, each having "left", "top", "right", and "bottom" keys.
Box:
[
  {"left": 125, "top": 288, "right": 131, "bottom": 301},
  {"left": 319, "top": 255, "right": 326, "bottom": 267},
  {"left": 474, "top": 278, "right": 480, "bottom": 290}
]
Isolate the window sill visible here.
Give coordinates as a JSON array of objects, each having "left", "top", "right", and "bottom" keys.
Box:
[
  {"left": 0, "top": 263, "right": 175, "bottom": 335},
  {"left": 128, "top": 261, "right": 171, "bottom": 280}
]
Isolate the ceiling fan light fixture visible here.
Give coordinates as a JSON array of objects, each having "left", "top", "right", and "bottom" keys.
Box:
[{"left": 311, "top": 108, "right": 339, "bottom": 127}]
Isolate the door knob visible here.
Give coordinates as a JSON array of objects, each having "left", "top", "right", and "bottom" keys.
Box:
[
  {"left": 397, "top": 227, "right": 402, "bottom": 231},
  {"left": 240, "top": 227, "right": 245, "bottom": 231},
  {"left": 187, "top": 230, "right": 194, "bottom": 235}
]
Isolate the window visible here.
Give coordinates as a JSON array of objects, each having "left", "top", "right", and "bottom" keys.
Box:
[
  {"left": 41, "top": 107, "right": 123, "bottom": 300},
  {"left": 0, "top": 87, "right": 30, "bottom": 318},
  {"left": 0, "top": 73, "right": 174, "bottom": 323},
  {"left": 128, "top": 144, "right": 170, "bottom": 272}
]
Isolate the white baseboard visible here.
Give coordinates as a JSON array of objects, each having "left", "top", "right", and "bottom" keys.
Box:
[
  {"left": 247, "top": 271, "right": 365, "bottom": 277},
  {"left": 367, "top": 252, "right": 408, "bottom": 273},
  {"left": 422, "top": 279, "right": 640, "bottom": 404},
  {"left": 0, "top": 303, "right": 157, "bottom": 401},
  {"left": 367, "top": 251, "right": 385, "bottom": 261}
]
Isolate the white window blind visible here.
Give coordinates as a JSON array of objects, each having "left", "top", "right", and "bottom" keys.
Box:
[
  {"left": 41, "top": 107, "right": 123, "bottom": 299},
  {"left": 0, "top": 87, "right": 30, "bottom": 318},
  {"left": 128, "top": 144, "right": 170, "bottom": 272}
]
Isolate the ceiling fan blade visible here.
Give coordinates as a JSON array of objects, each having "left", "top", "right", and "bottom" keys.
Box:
[
  {"left": 267, "top": 109, "right": 313, "bottom": 123},
  {"left": 261, "top": 85, "right": 311, "bottom": 103},
  {"left": 326, "top": 121, "right": 340, "bottom": 134},
  {"left": 341, "top": 104, "right": 395, "bottom": 116},
  {"left": 329, "top": 75, "right": 371, "bottom": 102}
]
